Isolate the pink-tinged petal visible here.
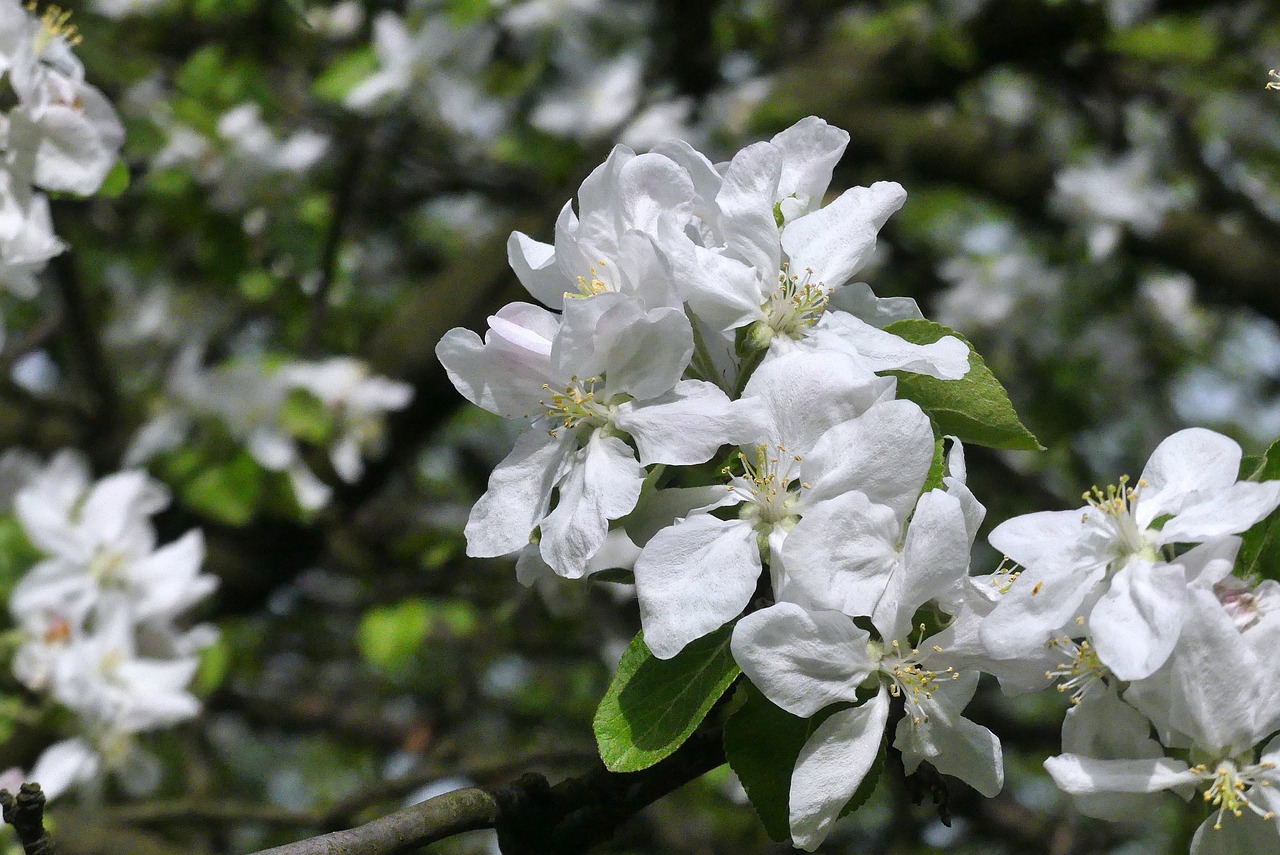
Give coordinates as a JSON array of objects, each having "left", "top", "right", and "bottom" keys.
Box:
[
  {"left": 790, "top": 688, "right": 889, "bottom": 851},
  {"left": 436, "top": 303, "right": 561, "bottom": 419},
  {"left": 1044, "top": 754, "right": 1197, "bottom": 795},
  {"left": 1090, "top": 559, "right": 1187, "bottom": 681},
  {"left": 465, "top": 429, "right": 575, "bottom": 559},
  {"left": 782, "top": 182, "right": 906, "bottom": 288},
  {"left": 539, "top": 433, "right": 645, "bottom": 578},
  {"left": 614, "top": 380, "right": 735, "bottom": 466},
  {"left": 801, "top": 399, "right": 934, "bottom": 520},
  {"left": 731, "top": 602, "right": 873, "bottom": 718},
  {"left": 783, "top": 491, "right": 901, "bottom": 617},
  {"left": 634, "top": 515, "right": 759, "bottom": 659}
]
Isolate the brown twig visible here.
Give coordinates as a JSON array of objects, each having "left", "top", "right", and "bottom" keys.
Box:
[{"left": 1, "top": 783, "right": 57, "bottom": 855}]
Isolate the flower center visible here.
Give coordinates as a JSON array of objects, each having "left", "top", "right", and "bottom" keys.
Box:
[
  {"left": 760, "top": 265, "right": 829, "bottom": 341},
  {"left": 570, "top": 261, "right": 611, "bottom": 298},
  {"left": 88, "top": 548, "right": 129, "bottom": 585},
  {"left": 29, "top": 3, "right": 81, "bottom": 52},
  {"left": 1081, "top": 475, "right": 1157, "bottom": 560},
  {"left": 542, "top": 376, "right": 615, "bottom": 433},
  {"left": 1044, "top": 635, "right": 1106, "bottom": 704},
  {"left": 726, "top": 444, "right": 803, "bottom": 527},
  {"left": 882, "top": 629, "right": 957, "bottom": 725},
  {"left": 1196, "top": 760, "right": 1278, "bottom": 829}
]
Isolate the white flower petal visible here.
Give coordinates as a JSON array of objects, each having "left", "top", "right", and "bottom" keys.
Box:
[
  {"left": 1089, "top": 559, "right": 1188, "bottom": 681},
  {"left": 539, "top": 433, "right": 645, "bottom": 578},
  {"left": 781, "top": 182, "right": 905, "bottom": 288},
  {"left": 1044, "top": 754, "right": 1198, "bottom": 795},
  {"left": 790, "top": 688, "right": 889, "bottom": 852},
  {"left": 465, "top": 429, "right": 575, "bottom": 559},
  {"left": 613, "top": 380, "right": 734, "bottom": 466},
  {"left": 801, "top": 399, "right": 934, "bottom": 519},
  {"left": 782, "top": 491, "right": 901, "bottom": 617},
  {"left": 731, "top": 602, "right": 873, "bottom": 718},
  {"left": 896, "top": 715, "right": 1003, "bottom": 797},
  {"left": 634, "top": 515, "right": 760, "bottom": 659}
]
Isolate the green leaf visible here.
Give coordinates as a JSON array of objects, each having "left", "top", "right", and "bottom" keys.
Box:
[
  {"left": 98, "top": 160, "right": 131, "bottom": 199},
  {"left": 884, "top": 319, "right": 1041, "bottom": 451},
  {"left": 357, "top": 599, "right": 433, "bottom": 672},
  {"left": 921, "top": 436, "right": 946, "bottom": 494},
  {"left": 723, "top": 683, "right": 885, "bottom": 842},
  {"left": 594, "top": 627, "right": 740, "bottom": 773},
  {"left": 1107, "top": 15, "right": 1218, "bottom": 64},
  {"left": 181, "top": 452, "right": 265, "bottom": 525},
  {"left": 280, "top": 389, "right": 334, "bottom": 444},
  {"left": 723, "top": 683, "right": 809, "bottom": 841},
  {"left": 194, "top": 637, "right": 232, "bottom": 697},
  {"left": 313, "top": 47, "right": 378, "bottom": 102},
  {"left": 1239, "top": 439, "right": 1280, "bottom": 579}
]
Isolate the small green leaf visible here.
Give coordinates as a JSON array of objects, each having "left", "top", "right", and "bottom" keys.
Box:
[
  {"left": 357, "top": 599, "right": 433, "bottom": 672},
  {"left": 280, "top": 389, "right": 334, "bottom": 444},
  {"left": 885, "top": 319, "right": 1041, "bottom": 451},
  {"left": 98, "top": 160, "right": 131, "bottom": 199},
  {"left": 921, "top": 436, "right": 946, "bottom": 493},
  {"left": 194, "top": 637, "right": 231, "bottom": 697},
  {"left": 1239, "top": 439, "right": 1280, "bottom": 579},
  {"left": 594, "top": 627, "right": 740, "bottom": 773},
  {"left": 313, "top": 47, "right": 378, "bottom": 102},
  {"left": 181, "top": 453, "right": 265, "bottom": 525}
]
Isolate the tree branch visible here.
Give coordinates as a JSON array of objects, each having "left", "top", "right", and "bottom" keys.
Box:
[
  {"left": 245, "top": 723, "right": 727, "bottom": 855},
  {"left": 1, "top": 783, "right": 57, "bottom": 855}
]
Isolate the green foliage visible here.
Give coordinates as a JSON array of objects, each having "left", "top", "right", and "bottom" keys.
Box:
[
  {"left": 181, "top": 452, "right": 266, "bottom": 526},
  {"left": 0, "top": 516, "right": 40, "bottom": 603},
  {"left": 280, "top": 390, "right": 335, "bottom": 444},
  {"left": 313, "top": 48, "right": 378, "bottom": 102},
  {"left": 594, "top": 627, "right": 740, "bottom": 773},
  {"left": 194, "top": 636, "right": 232, "bottom": 697},
  {"left": 357, "top": 599, "right": 479, "bottom": 673},
  {"left": 1107, "top": 15, "right": 1219, "bottom": 64},
  {"left": 885, "top": 319, "right": 1042, "bottom": 452},
  {"left": 922, "top": 436, "right": 946, "bottom": 493},
  {"left": 1239, "top": 439, "right": 1280, "bottom": 580},
  {"left": 98, "top": 160, "right": 131, "bottom": 199},
  {"left": 358, "top": 599, "right": 434, "bottom": 672}
]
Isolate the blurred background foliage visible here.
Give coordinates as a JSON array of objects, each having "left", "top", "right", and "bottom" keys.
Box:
[{"left": 4, "top": 0, "right": 1280, "bottom": 852}]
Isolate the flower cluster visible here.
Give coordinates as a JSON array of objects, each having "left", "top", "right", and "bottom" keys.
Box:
[
  {"left": 982, "top": 430, "right": 1280, "bottom": 852},
  {"left": 439, "top": 117, "right": 1280, "bottom": 852},
  {"left": 0, "top": 0, "right": 123, "bottom": 309},
  {"left": 2, "top": 451, "right": 217, "bottom": 799},
  {"left": 128, "top": 352, "right": 413, "bottom": 511},
  {"left": 438, "top": 116, "right": 990, "bottom": 848}
]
